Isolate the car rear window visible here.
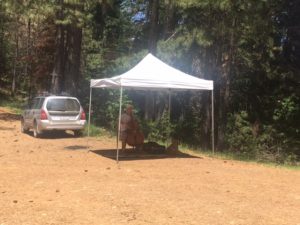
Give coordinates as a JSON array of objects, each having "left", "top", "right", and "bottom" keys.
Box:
[
  {"left": 31, "top": 97, "right": 45, "bottom": 109},
  {"left": 46, "top": 98, "right": 80, "bottom": 111}
]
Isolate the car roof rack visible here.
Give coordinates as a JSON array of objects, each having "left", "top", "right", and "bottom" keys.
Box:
[
  {"left": 38, "top": 91, "right": 53, "bottom": 97},
  {"left": 36, "top": 91, "right": 71, "bottom": 97},
  {"left": 58, "top": 92, "right": 71, "bottom": 96}
]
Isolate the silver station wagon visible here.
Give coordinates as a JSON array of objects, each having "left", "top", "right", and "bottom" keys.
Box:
[{"left": 21, "top": 95, "right": 86, "bottom": 137}]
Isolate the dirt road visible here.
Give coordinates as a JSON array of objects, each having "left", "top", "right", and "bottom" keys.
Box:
[{"left": 0, "top": 107, "right": 299, "bottom": 225}]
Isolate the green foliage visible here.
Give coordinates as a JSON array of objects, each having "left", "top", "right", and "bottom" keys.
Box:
[
  {"left": 0, "top": 92, "right": 25, "bottom": 115},
  {"left": 225, "top": 111, "right": 299, "bottom": 165},
  {"left": 145, "top": 109, "right": 174, "bottom": 142},
  {"left": 83, "top": 124, "right": 108, "bottom": 137},
  {"left": 103, "top": 90, "right": 132, "bottom": 131},
  {"left": 273, "top": 96, "right": 299, "bottom": 126},
  {"left": 107, "top": 51, "right": 149, "bottom": 76},
  {"left": 226, "top": 111, "right": 256, "bottom": 156}
]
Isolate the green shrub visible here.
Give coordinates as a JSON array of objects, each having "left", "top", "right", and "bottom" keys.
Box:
[
  {"left": 225, "top": 111, "right": 256, "bottom": 157},
  {"left": 284, "top": 153, "right": 299, "bottom": 166},
  {"left": 225, "top": 111, "right": 299, "bottom": 165},
  {"left": 83, "top": 124, "right": 109, "bottom": 137},
  {"left": 144, "top": 109, "right": 174, "bottom": 142},
  {"left": 0, "top": 97, "right": 25, "bottom": 115},
  {"left": 87, "top": 89, "right": 132, "bottom": 131}
]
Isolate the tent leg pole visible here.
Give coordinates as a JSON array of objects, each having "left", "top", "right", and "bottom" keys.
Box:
[
  {"left": 168, "top": 89, "right": 171, "bottom": 147},
  {"left": 211, "top": 90, "right": 215, "bottom": 154},
  {"left": 88, "top": 88, "right": 93, "bottom": 138},
  {"left": 117, "top": 87, "right": 123, "bottom": 163}
]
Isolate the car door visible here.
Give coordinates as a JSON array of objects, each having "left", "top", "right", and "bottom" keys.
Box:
[
  {"left": 27, "top": 98, "right": 43, "bottom": 127},
  {"left": 23, "top": 99, "right": 36, "bottom": 126}
]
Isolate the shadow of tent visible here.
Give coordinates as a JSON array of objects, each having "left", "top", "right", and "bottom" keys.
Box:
[
  {"left": 91, "top": 149, "right": 202, "bottom": 161},
  {"left": 64, "top": 145, "right": 89, "bottom": 150}
]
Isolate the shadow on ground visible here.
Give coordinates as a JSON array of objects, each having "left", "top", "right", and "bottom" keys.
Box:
[
  {"left": 40, "top": 131, "right": 77, "bottom": 139},
  {"left": 22, "top": 130, "right": 79, "bottom": 139},
  {"left": 64, "top": 145, "right": 89, "bottom": 150},
  {"left": 91, "top": 149, "right": 202, "bottom": 161}
]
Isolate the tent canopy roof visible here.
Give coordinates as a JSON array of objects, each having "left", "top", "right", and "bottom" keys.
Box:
[{"left": 90, "top": 53, "right": 213, "bottom": 91}]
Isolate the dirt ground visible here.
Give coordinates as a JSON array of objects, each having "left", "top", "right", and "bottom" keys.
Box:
[{"left": 0, "top": 107, "right": 299, "bottom": 225}]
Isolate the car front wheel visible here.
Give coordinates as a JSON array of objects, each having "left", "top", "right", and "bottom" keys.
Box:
[
  {"left": 33, "top": 122, "right": 42, "bottom": 138},
  {"left": 73, "top": 130, "right": 83, "bottom": 137},
  {"left": 21, "top": 119, "right": 29, "bottom": 133}
]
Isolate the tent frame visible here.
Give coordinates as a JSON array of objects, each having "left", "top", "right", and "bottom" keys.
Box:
[{"left": 88, "top": 87, "right": 214, "bottom": 162}]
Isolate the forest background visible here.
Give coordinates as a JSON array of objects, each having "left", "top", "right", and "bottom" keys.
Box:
[{"left": 0, "top": 0, "right": 299, "bottom": 164}]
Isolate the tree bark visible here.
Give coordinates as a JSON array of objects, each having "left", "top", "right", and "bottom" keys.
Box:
[
  {"left": 144, "top": 91, "right": 155, "bottom": 120},
  {"left": 0, "top": 1, "right": 5, "bottom": 82},
  {"left": 148, "top": 0, "right": 159, "bottom": 54},
  {"left": 163, "top": 0, "right": 175, "bottom": 39},
  {"left": 24, "top": 19, "right": 30, "bottom": 80},
  {"left": 51, "top": 0, "right": 65, "bottom": 94},
  {"left": 64, "top": 24, "right": 82, "bottom": 95},
  {"left": 11, "top": 31, "right": 18, "bottom": 96},
  {"left": 144, "top": 0, "right": 160, "bottom": 120},
  {"left": 217, "top": 16, "right": 236, "bottom": 150},
  {"left": 51, "top": 0, "right": 83, "bottom": 96}
]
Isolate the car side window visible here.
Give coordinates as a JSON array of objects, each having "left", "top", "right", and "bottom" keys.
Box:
[
  {"left": 32, "top": 98, "right": 41, "bottom": 109},
  {"left": 28, "top": 100, "right": 34, "bottom": 109},
  {"left": 37, "top": 98, "right": 45, "bottom": 109}
]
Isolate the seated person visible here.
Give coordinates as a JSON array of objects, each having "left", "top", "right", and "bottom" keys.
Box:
[{"left": 120, "top": 105, "right": 144, "bottom": 150}]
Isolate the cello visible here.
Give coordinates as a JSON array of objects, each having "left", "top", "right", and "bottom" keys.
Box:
[{"left": 126, "top": 116, "right": 144, "bottom": 148}]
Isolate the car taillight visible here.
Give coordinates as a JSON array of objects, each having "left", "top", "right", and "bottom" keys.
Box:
[
  {"left": 40, "top": 109, "right": 48, "bottom": 120},
  {"left": 80, "top": 111, "right": 86, "bottom": 120}
]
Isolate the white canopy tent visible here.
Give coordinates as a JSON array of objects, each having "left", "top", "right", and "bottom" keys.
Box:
[{"left": 89, "top": 53, "right": 214, "bottom": 162}]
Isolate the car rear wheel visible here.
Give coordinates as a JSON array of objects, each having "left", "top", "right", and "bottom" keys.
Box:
[
  {"left": 33, "top": 122, "right": 42, "bottom": 138},
  {"left": 21, "top": 119, "right": 29, "bottom": 133},
  {"left": 73, "top": 130, "right": 83, "bottom": 137}
]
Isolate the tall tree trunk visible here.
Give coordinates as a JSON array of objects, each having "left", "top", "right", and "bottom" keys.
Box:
[
  {"left": 64, "top": 25, "right": 82, "bottom": 95},
  {"left": 24, "top": 19, "right": 30, "bottom": 80},
  {"left": 144, "top": 0, "right": 159, "bottom": 120},
  {"left": 51, "top": 0, "right": 83, "bottom": 96},
  {"left": 217, "top": 17, "right": 236, "bottom": 149},
  {"left": 191, "top": 52, "right": 212, "bottom": 149},
  {"left": 11, "top": 31, "right": 18, "bottom": 96},
  {"left": 51, "top": 26, "right": 64, "bottom": 94},
  {"left": 51, "top": 0, "right": 65, "bottom": 94},
  {"left": 0, "top": 1, "right": 4, "bottom": 82},
  {"left": 148, "top": 0, "right": 159, "bottom": 54},
  {"left": 25, "top": 18, "right": 31, "bottom": 96},
  {"left": 163, "top": 0, "right": 175, "bottom": 39},
  {"left": 144, "top": 91, "right": 155, "bottom": 120}
]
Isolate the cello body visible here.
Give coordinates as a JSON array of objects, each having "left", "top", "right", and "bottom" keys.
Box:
[{"left": 126, "top": 117, "right": 144, "bottom": 147}]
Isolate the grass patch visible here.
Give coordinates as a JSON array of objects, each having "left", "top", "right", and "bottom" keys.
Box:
[
  {"left": 0, "top": 88, "right": 26, "bottom": 115},
  {"left": 0, "top": 98, "right": 25, "bottom": 115},
  {"left": 179, "top": 145, "right": 300, "bottom": 170},
  {"left": 260, "top": 162, "right": 300, "bottom": 170},
  {"left": 83, "top": 124, "right": 111, "bottom": 137}
]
